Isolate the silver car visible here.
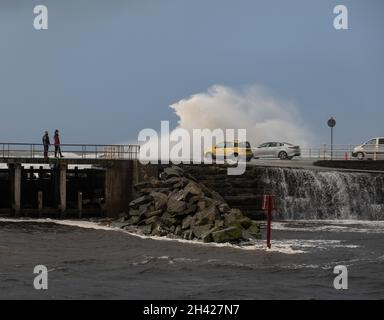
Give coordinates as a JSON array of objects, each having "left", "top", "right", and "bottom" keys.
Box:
[
  {"left": 352, "top": 137, "right": 384, "bottom": 160},
  {"left": 253, "top": 142, "right": 301, "bottom": 160}
]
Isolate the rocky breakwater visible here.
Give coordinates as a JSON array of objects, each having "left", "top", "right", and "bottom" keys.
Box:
[{"left": 111, "top": 166, "right": 261, "bottom": 243}]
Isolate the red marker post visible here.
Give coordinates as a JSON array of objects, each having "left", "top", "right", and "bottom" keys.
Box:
[{"left": 262, "top": 195, "right": 274, "bottom": 249}]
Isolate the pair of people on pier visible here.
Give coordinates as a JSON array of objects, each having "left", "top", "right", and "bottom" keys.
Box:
[{"left": 42, "top": 130, "right": 63, "bottom": 159}]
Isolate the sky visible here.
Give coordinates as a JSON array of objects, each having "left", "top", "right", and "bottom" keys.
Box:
[{"left": 0, "top": 0, "right": 383, "bottom": 146}]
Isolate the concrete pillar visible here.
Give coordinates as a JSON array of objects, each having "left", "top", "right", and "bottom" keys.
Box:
[
  {"left": 78, "top": 192, "right": 83, "bottom": 219},
  {"left": 13, "top": 164, "right": 22, "bottom": 217},
  {"left": 59, "top": 164, "right": 67, "bottom": 217},
  {"left": 105, "top": 161, "right": 134, "bottom": 217},
  {"left": 132, "top": 159, "right": 139, "bottom": 185},
  {"left": 38, "top": 191, "right": 43, "bottom": 218},
  {"left": 39, "top": 166, "right": 44, "bottom": 179}
]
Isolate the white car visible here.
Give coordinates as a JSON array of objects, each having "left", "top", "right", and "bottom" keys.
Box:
[
  {"left": 253, "top": 142, "right": 301, "bottom": 160},
  {"left": 352, "top": 137, "right": 384, "bottom": 160}
]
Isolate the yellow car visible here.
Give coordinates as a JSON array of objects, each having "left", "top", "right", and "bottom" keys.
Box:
[{"left": 205, "top": 140, "right": 253, "bottom": 162}]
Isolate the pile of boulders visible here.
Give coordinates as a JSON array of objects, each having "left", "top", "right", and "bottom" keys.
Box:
[{"left": 111, "top": 166, "right": 261, "bottom": 243}]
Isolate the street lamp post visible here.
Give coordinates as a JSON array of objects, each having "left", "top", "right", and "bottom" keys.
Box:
[{"left": 327, "top": 117, "right": 336, "bottom": 160}]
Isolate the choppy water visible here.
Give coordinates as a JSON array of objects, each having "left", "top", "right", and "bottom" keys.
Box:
[{"left": 0, "top": 218, "right": 383, "bottom": 299}]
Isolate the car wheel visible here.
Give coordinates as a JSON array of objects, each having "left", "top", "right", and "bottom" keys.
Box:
[
  {"left": 279, "top": 151, "right": 288, "bottom": 160},
  {"left": 357, "top": 152, "right": 365, "bottom": 160},
  {"left": 226, "top": 152, "right": 239, "bottom": 164}
]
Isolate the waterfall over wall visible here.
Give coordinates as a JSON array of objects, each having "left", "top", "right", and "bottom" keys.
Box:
[
  {"left": 263, "top": 168, "right": 384, "bottom": 220},
  {"left": 177, "top": 165, "right": 384, "bottom": 221}
]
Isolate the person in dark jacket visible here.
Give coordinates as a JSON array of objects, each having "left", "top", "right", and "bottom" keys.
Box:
[
  {"left": 54, "top": 129, "right": 64, "bottom": 158},
  {"left": 42, "top": 131, "right": 50, "bottom": 159}
]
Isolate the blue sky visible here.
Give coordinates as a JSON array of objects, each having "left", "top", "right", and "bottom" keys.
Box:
[{"left": 0, "top": 0, "right": 383, "bottom": 146}]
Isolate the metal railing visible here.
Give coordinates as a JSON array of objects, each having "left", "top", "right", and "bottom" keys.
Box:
[
  {"left": 250, "top": 144, "right": 384, "bottom": 161},
  {"left": 299, "top": 144, "right": 353, "bottom": 160},
  {"left": 297, "top": 144, "right": 384, "bottom": 160},
  {"left": 0, "top": 143, "right": 140, "bottom": 160},
  {"left": 1, "top": 142, "right": 383, "bottom": 161}
]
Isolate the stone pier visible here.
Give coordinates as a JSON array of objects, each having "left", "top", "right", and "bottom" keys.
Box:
[{"left": 1, "top": 158, "right": 148, "bottom": 218}]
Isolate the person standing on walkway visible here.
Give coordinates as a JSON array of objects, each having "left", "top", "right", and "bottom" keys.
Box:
[
  {"left": 42, "top": 131, "right": 50, "bottom": 159},
  {"left": 54, "top": 129, "right": 64, "bottom": 158}
]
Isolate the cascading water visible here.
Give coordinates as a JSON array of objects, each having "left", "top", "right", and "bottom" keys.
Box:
[{"left": 262, "top": 168, "right": 384, "bottom": 220}]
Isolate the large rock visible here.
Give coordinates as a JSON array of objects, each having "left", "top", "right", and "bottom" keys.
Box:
[
  {"left": 173, "top": 178, "right": 190, "bottom": 189},
  {"left": 244, "top": 222, "right": 261, "bottom": 239},
  {"left": 214, "top": 219, "right": 225, "bottom": 228},
  {"left": 167, "top": 191, "right": 187, "bottom": 214},
  {"left": 144, "top": 215, "right": 159, "bottom": 225},
  {"left": 171, "top": 204, "right": 197, "bottom": 218},
  {"left": 218, "top": 203, "right": 231, "bottom": 213},
  {"left": 129, "top": 208, "right": 141, "bottom": 216},
  {"left": 151, "top": 222, "right": 169, "bottom": 237},
  {"left": 150, "top": 192, "right": 168, "bottom": 210},
  {"left": 226, "top": 217, "right": 253, "bottom": 229},
  {"left": 178, "top": 204, "right": 197, "bottom": 216},
  {"left": 161, "top": 212, "right": 178, "bottom": 227},
  {"left": 174, "top": 225, "right": 182, "bottom": 236},
  {"left": 161, "top": 177, "right": 185, "bottom": 188},
  {"left": 138, "top": 187, "right": 172, "bottom": 195},
  {"left": 110, "top": 221, "right": 131, "bottom": 229},
  {"left": 182, "top": 181, "right": 203, "bottom": 201},
  {"left": 195, "top": 205, "right": 219, "bottom": 226},
  {"left": 182, "top": 230, "right": 194, "bottom": 240},
  {"left": 127, "top": 215, "right": 140, "bottom": 225},
  {"left": 129, "top": 195, "right": 153, "bottom": 207},
  {"left": 211, "top": 226, "right": 243, "bottom": 243},
  {"left": 138, "top": 203, "right": 153, "bottom": 215},
  {"left": 181, "top": 215, "right": 194, "bottom": 230},
  {"left": 161, "top": 166, "right": 185, "bottom": 179},
  {"left": 134, "top": 181, "right": 154, "bottom": 191},
  {"left": 223, "top": 208, "right": 243, "bottom": 226},
  {"left": 137, "top": 224, "right": 152, "bottom": 235},
  {"left": 197, "top": 197, "right": 220, "bottom": 211},
  {"left": 191, "top": 224, "right": 213, "bottom": 239},
  {"left": 188, "top": 195, "right": 203, "bottom": 207},
  {"left": 144, "top": 209, "right": 163, "bottom": 218}
]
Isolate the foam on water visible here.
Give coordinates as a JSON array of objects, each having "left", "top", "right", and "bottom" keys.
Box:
[
  {"left": 0, "top": 218, "right": 369, "bottom": 255},
  {"left": 273, "top": 220, "right": 384, "bottom": 233},
  {"left": 0, "top": 218, "right": 306, "bottom": 254}
]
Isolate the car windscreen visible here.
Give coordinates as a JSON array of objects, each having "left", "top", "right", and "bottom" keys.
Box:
[
  {"left": 237, "top": 142, "right": 250, "bottom": 148},
  {"left": 365, "top": 139, "right": 376, "bottom": 145}
]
